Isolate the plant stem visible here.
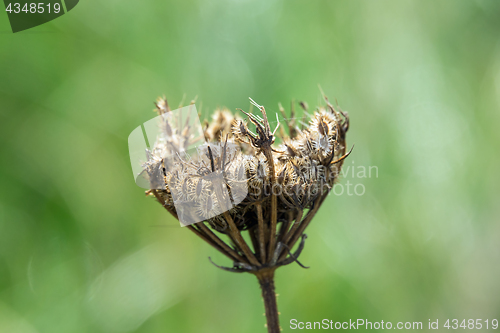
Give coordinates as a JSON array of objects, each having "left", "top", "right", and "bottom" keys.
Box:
[
  {"left": 264, "top": 149, "right": 278, "bottom": 263},
  {"left": 256, "top": 203, "right": 266, "bottom": 263},
  {"left": 256, "top": 269, "right": 280, "bottom": 333}
]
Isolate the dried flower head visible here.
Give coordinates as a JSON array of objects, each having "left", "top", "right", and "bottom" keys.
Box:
[{"left": 138, "top": 93, "right": 350, "bottom": 333}]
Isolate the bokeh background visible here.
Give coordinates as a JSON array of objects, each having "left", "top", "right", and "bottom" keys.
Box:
[{"left": 1, "top": 0, "right": 500, "bottom": 332}]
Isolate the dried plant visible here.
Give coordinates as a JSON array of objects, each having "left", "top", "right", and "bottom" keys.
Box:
[{"left": 140, "top": 94, "right": 350, "bottom": 333}]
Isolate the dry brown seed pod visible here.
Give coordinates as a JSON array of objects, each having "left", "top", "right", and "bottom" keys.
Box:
[{"left": 140, "top": 95, "right": 350, "bottom": 333}]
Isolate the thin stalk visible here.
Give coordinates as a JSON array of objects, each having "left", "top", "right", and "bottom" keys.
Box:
[
  {"left": 223, "top": 211, "right": 260, "bottom": 266},
  {"left": 213, "top": 182, "right": 260, "bottom": 266},
  {"left": 256, "top": 202, "right": 266, "bottom": 263},
  {"left": 264, "top": 150, "right": 278, "bottom": 263},
  {"left": 256, "top": 269, "right": 280, "bottom": 333},
  {"left": 285, "top": 195, "right": 323, "bottom": 253},
  {"left": 249, "top": 226, "right": 260, "bottom": 258},
  {"left": 278, "top": 209, "right": 303, "bottom": 261},
  {"left": 187, "top": 225, "right": 234, "bottom": 262},
  {"left": 151, "top": 190, "right": 178, "bottom": 219},
  {"left": 277, "top": 210, "right": 294, "bottom": 243},
  {"left": 197, "top": 222, "right": 247, "bottom": 263}
]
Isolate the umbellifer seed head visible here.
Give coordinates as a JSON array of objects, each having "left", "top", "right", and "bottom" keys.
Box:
[{"left": 143, "top": 96, "right": 349, "bottom": 240}]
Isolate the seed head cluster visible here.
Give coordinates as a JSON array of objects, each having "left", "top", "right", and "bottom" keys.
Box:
[{"left": 143, "top": 95, "right": 349, "bottom": 272}]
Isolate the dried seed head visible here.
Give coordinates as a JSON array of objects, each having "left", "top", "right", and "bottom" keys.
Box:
[{"left": 142, "top": 95, "right": 349, "bottom": 233}]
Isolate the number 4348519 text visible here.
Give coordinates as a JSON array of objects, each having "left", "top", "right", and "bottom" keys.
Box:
[{"left": 6, "top": 3, "right": 61, "bottom": 14}]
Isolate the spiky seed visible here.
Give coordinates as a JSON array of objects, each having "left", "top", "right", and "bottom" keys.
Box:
[
  {"left": 318, "top": 118, "right": 329, "bottom": 136},
  {"left": 239, "top": 121, "right": 248, "bottom": 136},
  {"left": 284, "top": 143, "right": 297, "bottom": 158}
]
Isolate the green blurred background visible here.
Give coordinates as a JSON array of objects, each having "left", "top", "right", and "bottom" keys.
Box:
[{"left": 1, "top": 0, "right": 500, "bottom": 332}]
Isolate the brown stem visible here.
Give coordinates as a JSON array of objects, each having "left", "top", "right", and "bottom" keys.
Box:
[
  {"left": 256, "top": 269, "right": 280, "bottom": 333},
  {"left": 150, "top": 190, "right": 178, "bottom": 219},
  {"left": 278, "top": 209, "right": 303, "bottom": 261},
  {"left": 249, "top": 226, "right": 260, "bottom": 258},
  {"left": 264, "top": 150, "right": 278, "bottom": 263},
  {"left": 277, "top": 211, "right": 293, "bottom": 243},
  {"left": 280, "top": 210, "right": 301, "bottom": 245},
  {"left": 256, "top": 203, "right": 266, "bottom": 263},
  {"left": 285, "top": 195, "right": 323, "bottom": 253},
  {"left": 223, "top": 211, "right": 261, "bottom": 266},
  {"left": 197, "top": 223, "right": 248, "bottom": 263},
  {"left": 186, "top": 225, "right": 234, "bottom": 261},
  {"left": 212, "top": 182, "right": 260, "bottom": 266},
  {"left": 151, "top": 190, "right": 244, "bottom": 263}
]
